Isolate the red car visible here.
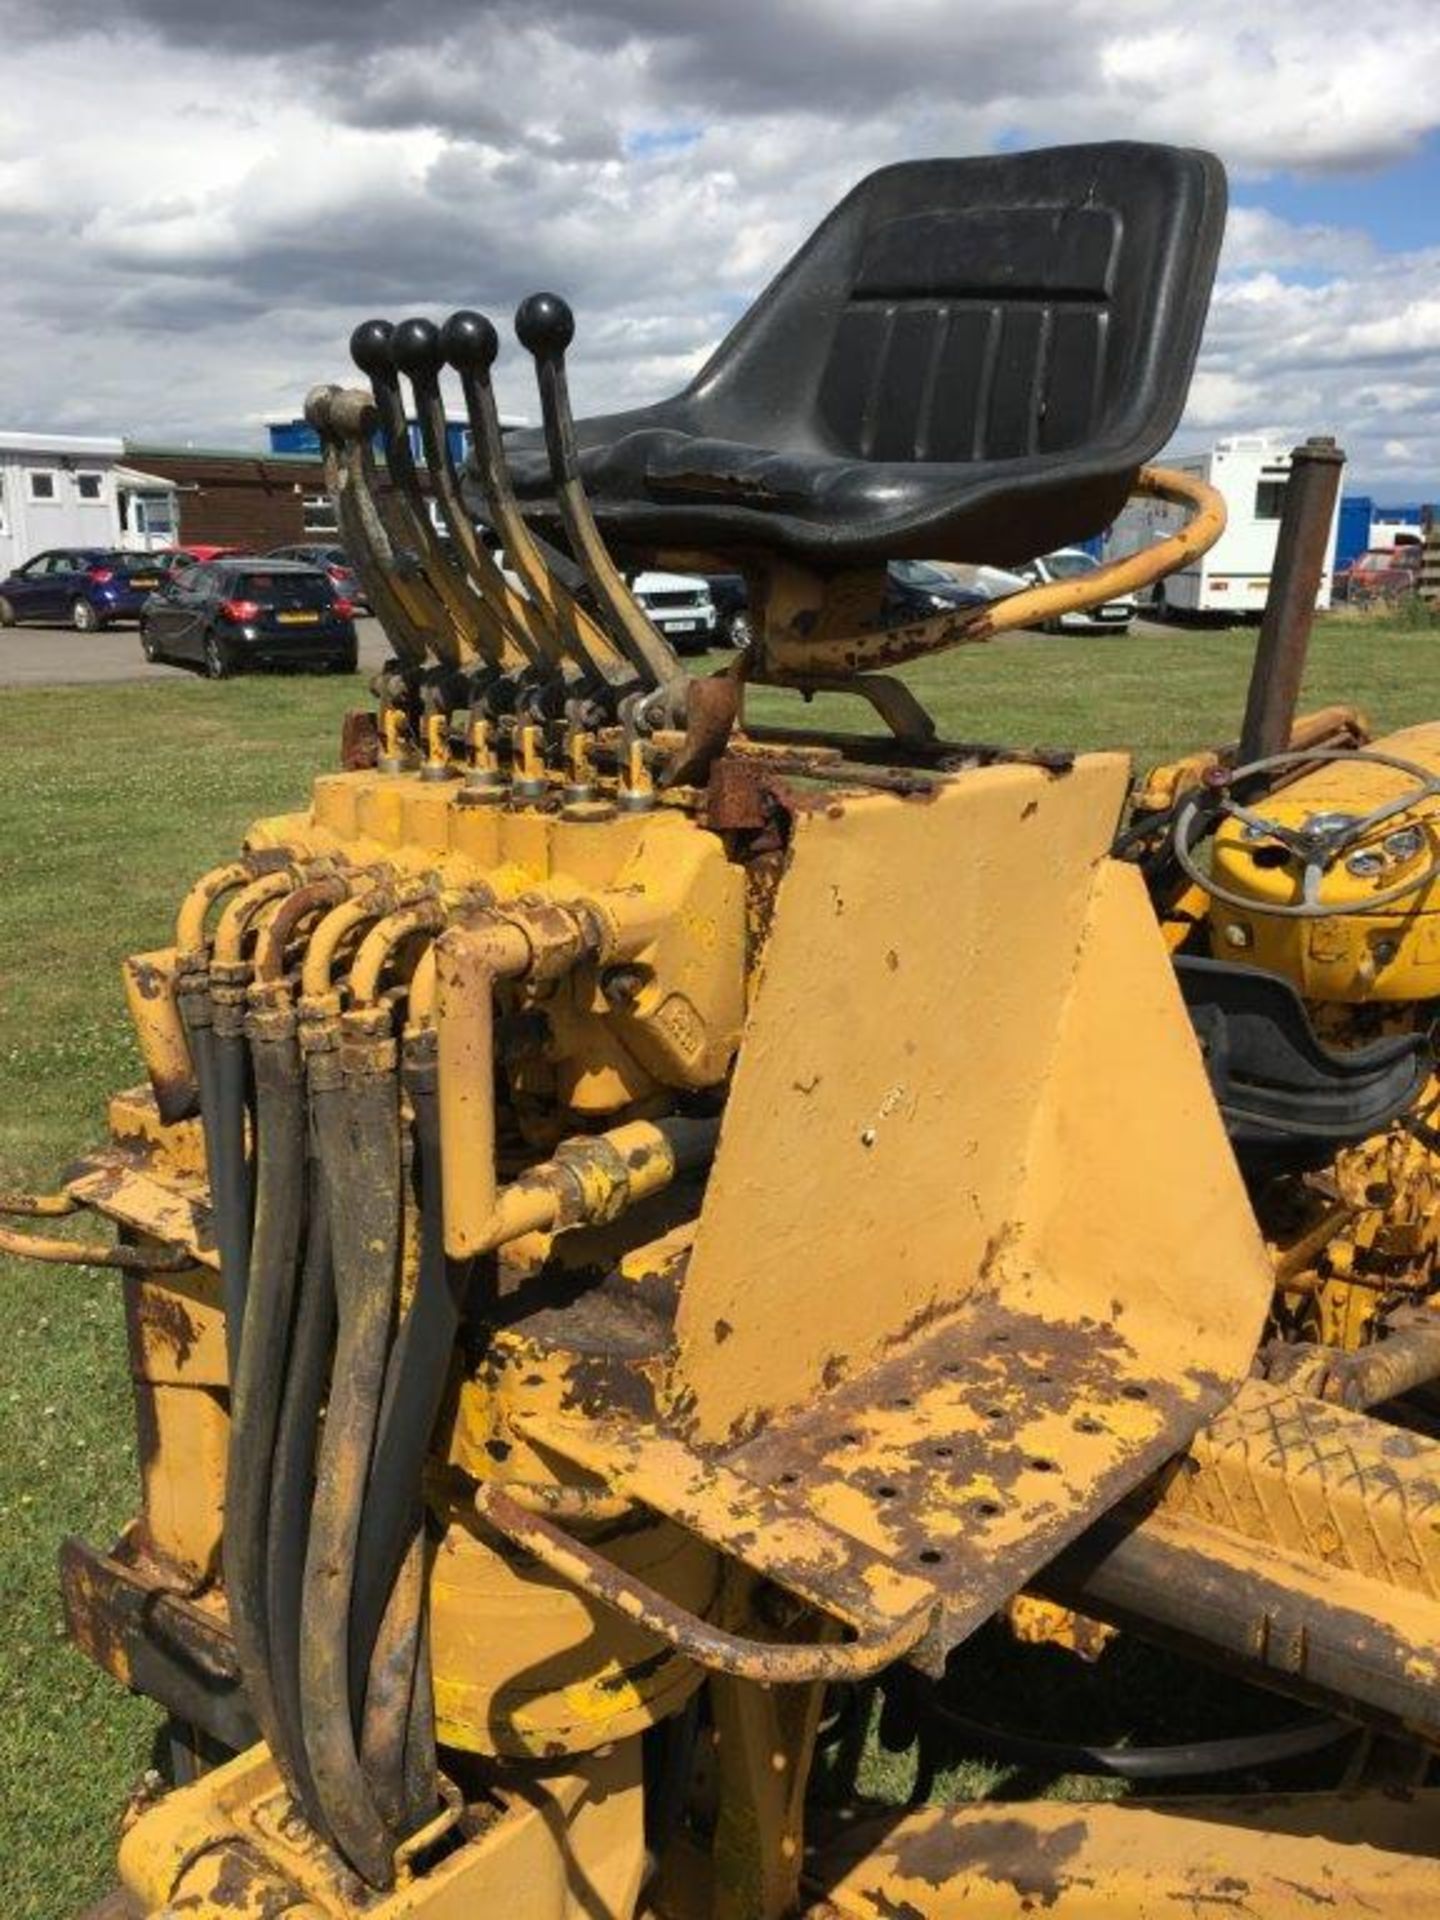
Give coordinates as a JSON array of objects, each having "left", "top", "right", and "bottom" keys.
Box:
[{"left": 1338, "top": 544, "right": 1422, "bottom": 605}]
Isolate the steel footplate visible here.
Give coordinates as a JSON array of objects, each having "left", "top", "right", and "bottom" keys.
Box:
[{"left": 520, "top": 1297, "right": 1223, "bottom": 1672}]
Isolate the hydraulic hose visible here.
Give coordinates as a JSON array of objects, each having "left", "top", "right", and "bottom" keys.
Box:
[
  {"left": 299, "top": 1026, "right": 403, "bottom": 1889},
  {"left": 359, "top": 1528, "right": 434, "bottom": 1834},
  {"left": 264, "top": 1125, "right": 336, "bottom": 1838},
  {"left": 348, "top": 1030, "right": 470, "bottom": 1713},
  {"left": 919, "top": 1696, "right": 1354, "bottom": 1782},
  {"left": 223, "top": 1004, "right": 309, "bottom": 1804},
  {"left": 175, "top": 980, "right": 242, "bottom": 1371}
]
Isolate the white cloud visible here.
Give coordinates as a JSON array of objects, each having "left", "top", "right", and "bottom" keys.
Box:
[{"left": 0, "top": 3, "right": 1436, "bottom": 497}]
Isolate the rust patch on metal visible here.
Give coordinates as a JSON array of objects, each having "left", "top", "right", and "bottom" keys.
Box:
[
  {"left": 890, "top": 1814, "right": 1089, "bottom": 1907},
  {"left": 340, "top": 708, "right": 381, "bottom": 771}
]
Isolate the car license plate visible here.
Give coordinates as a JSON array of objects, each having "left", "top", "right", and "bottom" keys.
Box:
[
  {"left": 662, "top": 619, "right": 698, "bottom": 633},
  {"left": 278, "top": 610, "right": 320, "bottom": 624},
  {"left": 130, "top": 576, "right": 159, "bottom": 589}
]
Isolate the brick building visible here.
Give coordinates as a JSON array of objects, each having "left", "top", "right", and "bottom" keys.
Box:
[{"left": 123, "top": 444, "right": 335, "bottom": 552}]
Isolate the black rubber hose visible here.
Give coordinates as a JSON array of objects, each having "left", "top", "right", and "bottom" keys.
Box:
[
  {"left": 211, "top": 1014, "right": 256, "bottom": 1369},
  {"left": 348, "top": 1034, "right": 469, "bottom": 1710},
  {"left": 264, "top": 1116, "right": 335, "bottom": 1835},
  {"left": 359, "top": 1525, "right": 432, "bottom": 1833},
  {"left": 177, "top": 987, "right": 243, "bottom": 1378},
  {"left": 223, "top": 1014, "right": 307, "bottom": 1792},
  {"left": 922, "top": 1697, "right": 1355, "bottom": 1781},
  {"left": 300, "top": 1059, "right": 403, "bottom": 1889}
]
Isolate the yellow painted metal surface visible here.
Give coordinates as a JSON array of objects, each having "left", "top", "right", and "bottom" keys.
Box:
[
  {"left": 804, "top": 1791, "right": 1440, "bottom": 1918},
  {"left": 429, "top": 1501, "right": 712, "bottom": 1757},
  {"left": 1161, "top": 1374, "right": 1440, "bottom": 1600},
  {"left": 118, "top": 1739, "right": 646, "bottom": 1919},
  {"left": 675, "top": 761, "right": 1271, "bottom": 1446}
]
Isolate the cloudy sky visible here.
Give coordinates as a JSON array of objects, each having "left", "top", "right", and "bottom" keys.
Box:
[{"left": 2, "top": 0, "right": 1438, "bottom": 493}]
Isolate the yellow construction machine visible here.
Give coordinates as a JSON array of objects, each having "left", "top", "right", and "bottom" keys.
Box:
[{"left": 10, "top": 140, "right": 1440, "bottom": 1917}]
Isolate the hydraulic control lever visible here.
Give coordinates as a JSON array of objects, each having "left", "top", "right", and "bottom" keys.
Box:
[
  {"left": 387, "top": 315, "right": 554, "bottom": 685},
  {"left": 439, "top": 309, "right": 642, "bottom": 706},
  {"left": 304, "top": 384, "right": 439, "bottom": 674},
  {"left": 351, "top": 319, "right": 519, "bottom": 677},
  {"left": 512, "top": 293, "right": 688, "bottom": 722}
]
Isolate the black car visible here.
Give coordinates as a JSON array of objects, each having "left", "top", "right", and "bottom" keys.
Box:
[
  {"left": 140, "top": 559, "right": 358, "bottom": 678},
  {"left": 267, "top": 542, "right": 369, "bottom": 612},
  {"left": 700, "top": 561, "right": 983, "bottom": 648}
]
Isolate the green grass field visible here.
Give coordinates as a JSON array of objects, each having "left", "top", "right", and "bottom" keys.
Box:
[{"left": 3, "top": 610, "right": 1439, "bottom": 1915}]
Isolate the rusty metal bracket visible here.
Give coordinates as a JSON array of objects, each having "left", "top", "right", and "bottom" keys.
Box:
[{"left": 473, "top": 1482, "right": 928, "bottom": 1682}]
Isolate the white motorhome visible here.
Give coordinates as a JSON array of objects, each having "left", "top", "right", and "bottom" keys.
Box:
[
  {"left": 0, "top": 432, "right": 178, "bottom": 577},
  {"left": 1102, "top": 436, "right": 1340, "bottom": 617}
]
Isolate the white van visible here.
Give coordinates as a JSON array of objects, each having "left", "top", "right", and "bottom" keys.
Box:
[{"left": 1102, "top": 436, "right": 1339, "bottom": 617}]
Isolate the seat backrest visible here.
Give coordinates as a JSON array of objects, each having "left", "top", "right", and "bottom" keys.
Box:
[{"left": 690, "top": 143, "right": 1225, "bottom": 473}]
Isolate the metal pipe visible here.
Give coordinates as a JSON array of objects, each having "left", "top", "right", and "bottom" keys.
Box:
[
  {"left": 0, "top": 1191, "right": 78, "bottom": 1217},
  {"left": 300, "top": 878, "right": 431, "bottom": 1004},
  {"left": 474, "top": 1484, "right": 928, "bottom": 1683},
  {"left": 346, "top": 897, "right": 448, "bottom": 1008},
  {"left": 212, "top": 870, "right": 299, "bottom": 969},
  {"left": 1239, "top": 437, "right": 1347, "bottom": 768},
  {"left": 252, "top": 876, "right": 350, "bottom": 987},
  {"left": 174, "top": 859, "right": 253, "bottom": 956},
  {"left": 1039, "top": 1507, "right": 1440, "bottom": 1741},
  {"left": 0, "top": 1220, "right": 192, "bottom": 1271},
  {"left": 434, "top": 915, "right": 533, "bottom": 1259}
]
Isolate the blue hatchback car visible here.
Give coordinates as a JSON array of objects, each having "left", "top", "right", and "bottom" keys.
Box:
[{"left": 0, "top": 547, "right": 167, "bottom": 632}]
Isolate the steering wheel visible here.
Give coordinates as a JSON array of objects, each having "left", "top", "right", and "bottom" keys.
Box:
[{"left": 1172, "top": 748, "right": 1440, "bottom": 919}]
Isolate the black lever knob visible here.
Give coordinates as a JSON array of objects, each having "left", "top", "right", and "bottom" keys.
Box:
[
  {"left": 440, "top": 311, "right": 499, "bottom": 375},
  {"left": 391, "top": 316, "right": 444, "bottom": 382},
  {"left": 350, "top": 318, "right": 396, "bottom": 380},
  {"left": 514, "top": 292, "right": 575, "bottom": 360}
]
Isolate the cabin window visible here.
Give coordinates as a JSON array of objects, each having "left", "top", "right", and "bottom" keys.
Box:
[
  {"left": 76, "top": 472, "right": 103, "bottom": 501},
  {"left": 27, "top": 469, "right": 57, "bottom": 502},
  {"left": 1254, "top": 479, "right": 1288, "bottom": 521}
]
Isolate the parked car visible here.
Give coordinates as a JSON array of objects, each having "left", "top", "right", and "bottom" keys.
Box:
[
  {"left": 1013, "top": 547, "right": 1137, "bottom": 630},
  {"left": 153, "top": 544, "right": 248, "bottom": 571},
  {"left": 705, "top": 572, "right": 751, "bottom": 648},
  {"left": 630, "top": 571, "right": 717, "bottom": 653},
  {"left": 884, "top": 559, "right": 993, "bottom": 621},
  {"left": 693, "top": 562, "right": 988, "bottom": 650},
  {"left": 267, "top": 542, "right": 369, "bottom": 611},
  {"left": 1336, "top": 545, "right": 1422, "bottom": 606},
  {"left": 0, "top": 547, "right": 168, "bottom": 631},
  {"left": 139, "top": 559, "right": 358, "bottom": 678}
]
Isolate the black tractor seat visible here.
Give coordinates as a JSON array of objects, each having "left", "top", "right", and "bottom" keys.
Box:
[
  {"left": 1176, "top": 957, "right": 1429, "bottom": 1174},
  {"left": 494, "top": 142, "right": 1226, "bottom": 569}
]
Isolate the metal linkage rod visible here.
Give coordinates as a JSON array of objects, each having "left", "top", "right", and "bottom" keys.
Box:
[
  {"left": 304, "top": 385, "right": 452, "bottom": 672},
  {"left": 304, "top": 385, "right": 428, "bottom": 672},
  {"left": 513, "top": 293, "right": 688, "bottom": 713},
  {"left": 439, "top": 309, "right": 641, "bottom": 700}
]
